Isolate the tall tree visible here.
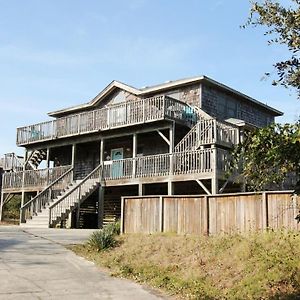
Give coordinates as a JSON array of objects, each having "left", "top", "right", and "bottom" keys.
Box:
[
  {"left": 245, "top": 0, "right": 300, "bottom": 96},
  {"left": 230, "top": 1, "right": 300, "bottom": 194},
  {"left": 229, "top": 122, "right": 300, "bottom": 191}
]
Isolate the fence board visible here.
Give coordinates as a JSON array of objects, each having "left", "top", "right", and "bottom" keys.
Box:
[
  {"left": 267, "top": 193, "right": 300, "bottom": 231},
  {"left": 122, "top": 192, "right": 300, "bottom": 235},
  {"left": 123, "top": 197, "right": 160, "bottom": 233}
]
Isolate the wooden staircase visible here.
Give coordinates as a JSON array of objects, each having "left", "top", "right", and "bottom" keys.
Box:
[
  {"left": 174, "top": 113, "right": 239, "bottom": 153},
  {"left": 20, "top": 165, "right": 102, "bottom": 228},
  {"left": 26, "top": 149, "right": 47, "bottom": 169}
]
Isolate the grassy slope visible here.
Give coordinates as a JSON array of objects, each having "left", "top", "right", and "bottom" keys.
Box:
[{"left": 72, "top": 231, "right": 300, "bottom": 299}]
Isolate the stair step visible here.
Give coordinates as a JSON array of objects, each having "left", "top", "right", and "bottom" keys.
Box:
[{"left": 22, "top": 171, "right": 101, "bottom": 228}]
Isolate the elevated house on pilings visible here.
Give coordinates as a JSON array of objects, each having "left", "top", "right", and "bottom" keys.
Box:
[
  {"left": 0, "top": 153, "right": 24, "bottom": 219},
  {"left": 0, "top": 76, "right": 282, "bottom": 228}
]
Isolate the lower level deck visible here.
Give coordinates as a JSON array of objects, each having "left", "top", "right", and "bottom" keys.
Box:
[{"left": 2, "top": 148, "right": 229, "bottom": 195}]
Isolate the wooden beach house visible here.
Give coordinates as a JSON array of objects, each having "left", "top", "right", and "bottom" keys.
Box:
[{"left": 0, "top": 76, "right": 282, "bottom": 228}]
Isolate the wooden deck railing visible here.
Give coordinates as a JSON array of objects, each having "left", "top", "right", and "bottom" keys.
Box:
[
  {"left": 49, "top": 164, "right": 102, "bottom": 227},
  {"left": 2, "top": 149, "right": 230, "bottom": 191},
  {"left": 174, "top": 118, "right": 239, "bottom": 152},
  {"left": 17, "top": 96, "right": 197, "bottom": 146},
  {"left": 20, "top": 168, "right": 74, "bottom": 223},
  {"left": 102, "top": 149, "right": 218, "bottom": 179},
  {"left": 0, "top": 153, "right": 24, "bottom": 172},
  {"left": 2, "top": 165, "right": 72, "bottom": 191}
]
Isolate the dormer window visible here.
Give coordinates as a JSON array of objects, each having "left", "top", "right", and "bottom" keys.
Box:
[{"left": 111, "top": 90, "right": 126, "bottom": 104}]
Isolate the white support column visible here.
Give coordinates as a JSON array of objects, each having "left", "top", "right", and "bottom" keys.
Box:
[
  {"left": 211, "top": 145, "right": 218, "bottom": 195},
  {"left": 71, "top": 144, "right": 76, "bottom": 168},
  {"left": 138, "top": 183, "right": 144, "bottom": 196},
  {"left": 100, "top": 139, "right": 104, "bottom": 164},
  {"left": 169, "top": 123, "right": 175, "bottom": 154},
  {"left": 167, "top": 181, "right": 174, "bottom": 195},
  {"left": 168, "top": 123, "right": 175, "bottom": 195},
  {"left": 132, "top": 133, "right": 137, "bottom": 178}
]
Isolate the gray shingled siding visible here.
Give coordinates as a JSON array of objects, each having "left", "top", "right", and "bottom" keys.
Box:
[
  {"left": 200, "top": 84, "right": 274, "bottom": 127},
  {"left": 166, "top": 84, "right": 201, "bottom": 107}
]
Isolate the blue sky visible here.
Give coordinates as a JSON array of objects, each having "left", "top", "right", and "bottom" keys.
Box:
[{"left": 0, "top": 0, "right": 299, "bottom": 156}]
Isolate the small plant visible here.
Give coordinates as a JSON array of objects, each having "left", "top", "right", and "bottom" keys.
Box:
[
  {"left": 87, "top": 221, "right": 120, "bottom": 251},
  {"left": 105, "top": 220, "right": 120, "bottom": 236}
]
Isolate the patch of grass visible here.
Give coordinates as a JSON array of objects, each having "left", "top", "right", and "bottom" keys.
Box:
[{"left": 72, "top": 231, "right": 300, "bottom": 299}]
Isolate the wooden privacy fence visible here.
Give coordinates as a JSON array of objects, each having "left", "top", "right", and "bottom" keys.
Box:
[{"left": 121, "top": 191, "right": 300, "bottom": 235}]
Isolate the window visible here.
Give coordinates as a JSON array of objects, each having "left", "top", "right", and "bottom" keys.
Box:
[
  {"left": 111, "top": 90, "right": 126, "bottom": 104},
  {"left": 227, "top": 99, "right": 237, "bottom": 118},
  {"left": 217, "top": 98, "right": 237, "bottom": 118}
]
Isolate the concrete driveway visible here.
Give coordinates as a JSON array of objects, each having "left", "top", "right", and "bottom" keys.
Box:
[{"left": 0, "top": 226, "right": 164, "bottom": 300}]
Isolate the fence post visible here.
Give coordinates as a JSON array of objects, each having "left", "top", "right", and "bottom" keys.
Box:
[
  {"left": 262, "top": 192, "right": 268, "bottom": 230},
  {"left": 159, "top": 196, "right": 164, "bottom": 233},
  {"left": 120, "top": 197, "right": 125, "bottom": 234},
  {"left": 205, "top": 195, "right": 209, "bottom": 236}
]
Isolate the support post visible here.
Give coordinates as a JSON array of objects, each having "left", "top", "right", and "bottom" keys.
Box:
[
  {"left": 169, "top": 122, "right": 175, "bottom": 175},
  {"left": 100, "top": 139, "right": 105, "bottom": 165},
  {"left": 211, "top": 145, "right": 218, "bottom": 195},
  {"left": 46, "top": 148, "right": 50, "bottom": 168},
  {"left": 138, "top": 183, "right": 144, "bottom": 196},
  {"left": 0, "top": 192, "right": 4, "bottom": 222},
  {"left": 21, "top": 149, "right": 28, "bottom": 212},
  {"left": 167, "top": 181, "right": 174, "bottom": 195},
  {"left": 98, "top": 185, "right": 104, "bottom": 228},
  {"left": 71, "top": 144, "right": 76, "bottom": 168},
  {"left": 132, "top": 133, "right": 137, "bottom": 178}
]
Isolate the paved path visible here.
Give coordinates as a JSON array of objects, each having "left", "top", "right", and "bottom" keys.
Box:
[{"left": 0, "top": 226, "right": 164, "bottom": 300}]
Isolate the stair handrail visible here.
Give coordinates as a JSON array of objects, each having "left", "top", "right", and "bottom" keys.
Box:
[
  {"left": 20, "top": 166, "right": 73, "bottom": 223},
  {"left": 192, "top": 105, "right": 212, "bottom": 120},
  {"left": 215, "top": 119, "right": 240, "bottom": 146},
  {"left": 48, "top": 164, "right": 102, "bottom": 227},
  {"left": 174, "top": 117, "right": 215, "bottom": 152},
  {"left": 13, "top": 155, "right": 25, "bottom": 172}
]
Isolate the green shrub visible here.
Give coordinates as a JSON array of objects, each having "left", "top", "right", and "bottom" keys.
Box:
[
  {"left": 2, "top": 195, "right": 21, "bottom": 220},
  {"left": 107, "top": 220, "right": 120, "bottom": 235},
  {"left": 88, "top": 221, "right": 120, "bottom": 251}
]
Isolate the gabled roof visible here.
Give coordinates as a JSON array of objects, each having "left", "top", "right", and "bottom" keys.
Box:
[{"left": 48, "top": 76, "right": 283, "bottom": 117}]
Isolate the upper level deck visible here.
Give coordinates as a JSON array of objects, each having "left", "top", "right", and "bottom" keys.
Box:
[{"left": 17, "top": 96, "right": 197, "bottom": 146}]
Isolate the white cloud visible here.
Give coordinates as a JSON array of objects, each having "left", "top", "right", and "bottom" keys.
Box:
[{"left": 0, "top": 45, "right": 98, "bottom": 66}]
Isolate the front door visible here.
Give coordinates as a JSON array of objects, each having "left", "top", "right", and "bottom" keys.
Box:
[{"left": 111, "top": 148, "right": 123, "bottom": 178}]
